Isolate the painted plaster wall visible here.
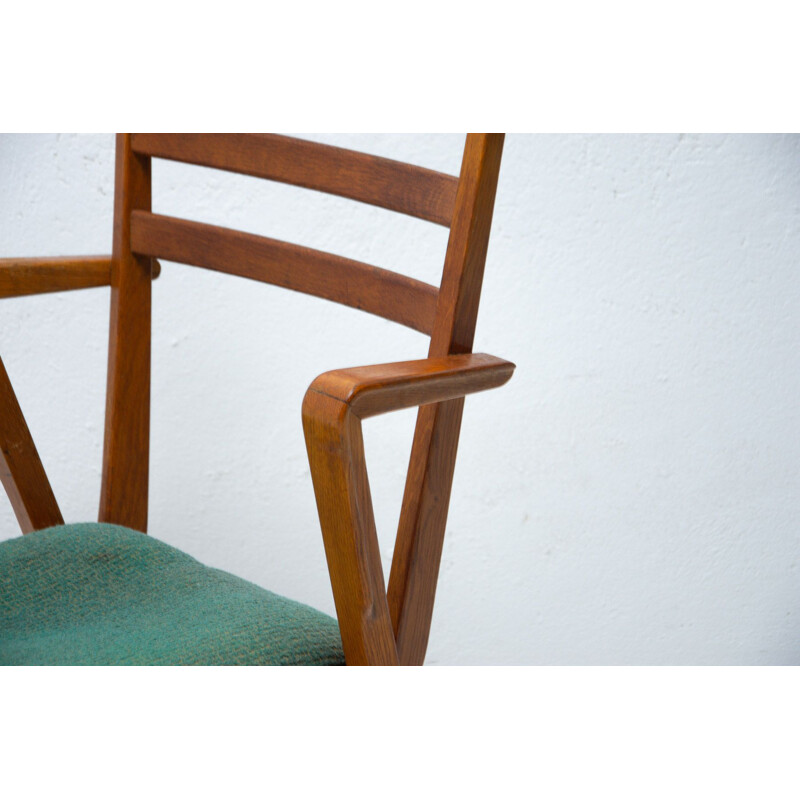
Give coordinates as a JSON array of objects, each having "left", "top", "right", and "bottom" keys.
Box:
[{"left": 2, "top": 133, "right": 798, "bottom": 664}]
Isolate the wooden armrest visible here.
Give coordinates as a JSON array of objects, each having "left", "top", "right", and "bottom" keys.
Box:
[
  {"left": 301, "top": 353, "right": 514, "bottom": 665},
  {"left": 0, "top": 256, "right": 161, "bottom": 299},
  {"left": 304, "top": 353, "right": 515, "bottom": 419}
]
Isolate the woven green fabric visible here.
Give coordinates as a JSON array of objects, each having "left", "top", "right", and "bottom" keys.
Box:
[{"left": 0, "top": 523, "right": 344, "bottom": 666}]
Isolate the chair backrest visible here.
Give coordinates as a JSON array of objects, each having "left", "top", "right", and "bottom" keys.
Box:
[
  {"left": 0, "top": 132, "right": 505, "bottom": 665},
  {"left": 100, "top": 134, "right": 505, "bottom": 539}
]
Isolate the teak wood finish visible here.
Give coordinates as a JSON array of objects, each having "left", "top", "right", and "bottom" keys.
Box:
[
  {"left": 130, "top": 212, "right": 438, "bottom": 334},
  {"left": 0, "top": 133, "right": 513, "bottom": 666},
  {"left": 0, "top": 256, "right": 160, "bottom": 299},
  {"left": 0, "top": 357, "right": 64, "bottom": 533}
]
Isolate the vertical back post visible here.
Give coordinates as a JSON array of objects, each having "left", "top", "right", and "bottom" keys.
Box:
[
  {"left": 387, "top": 134, "right": 505, "bottom": 665},
  {"left": 98, "top": 134, "right": 153, "bottom": 531}
]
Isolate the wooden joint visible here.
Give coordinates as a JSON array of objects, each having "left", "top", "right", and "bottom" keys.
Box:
[
  {"left": 301, "top": 352, "right": 514, "bottom": 665},
  {"left": 0, "top": 256, "right": 161, "bottom": 301},
  {"left": 302, "top": 388, "right": 399, "bottom": 666}
]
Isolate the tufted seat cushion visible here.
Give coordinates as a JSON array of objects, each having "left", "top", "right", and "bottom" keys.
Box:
[{"left": 0, "top": 523, "right": 345, "bottom": 665}]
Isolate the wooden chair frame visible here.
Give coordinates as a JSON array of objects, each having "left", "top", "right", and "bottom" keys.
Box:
[{"left": 1, "top": 133, "right": 514, "bottom": 665}]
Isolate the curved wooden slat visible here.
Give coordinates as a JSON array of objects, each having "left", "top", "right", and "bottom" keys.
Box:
[
  {"left": 130, "top": 211, "right": 439, "bottom": 335},
  {"left": 131, "top": 133, "right": 459, "bottom": 227},
  {"left": 0, "top": 256, "right": 112, "bottom": 298}
]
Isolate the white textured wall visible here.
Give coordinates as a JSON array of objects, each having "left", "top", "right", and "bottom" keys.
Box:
[{"left": 1, "top": 133, "right": 798, "bottom": 665}]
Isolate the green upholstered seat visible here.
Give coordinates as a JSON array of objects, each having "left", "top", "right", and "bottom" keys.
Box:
[{"left": 0, "top": 523, "right": 345, "bottom": 666}]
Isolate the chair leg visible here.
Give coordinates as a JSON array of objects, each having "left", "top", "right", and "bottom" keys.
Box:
[{"left": 0, "top": 356, "right": 63, "bottom": 534}]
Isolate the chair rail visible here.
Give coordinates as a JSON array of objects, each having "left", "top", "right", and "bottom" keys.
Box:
[
  {"left": 131, "top": 211, "right": 439, "bottom": 334},
  {"left": 132, "top": 133, "right": 459, "bottom": 226}
]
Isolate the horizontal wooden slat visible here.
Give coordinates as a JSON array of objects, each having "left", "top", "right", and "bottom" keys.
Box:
[
  {"left": 0, "top": 256, "right": 161, "bottom": 299},
  {"left": 0, "top": 256, "right": 111, "bottom": 298},
  {"left": 132, "top": 133, "right": 459, "bottom": 227},
  {"left": 130, "top": 211, "right": 439, "bottom": 335}
]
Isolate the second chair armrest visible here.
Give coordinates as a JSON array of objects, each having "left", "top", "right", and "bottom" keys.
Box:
[
  {"left": 304, "top": 352, "right": 515, "bottom": 420},
  {"left": 302, "top": 352, "right": 514, "bottom": 665}
]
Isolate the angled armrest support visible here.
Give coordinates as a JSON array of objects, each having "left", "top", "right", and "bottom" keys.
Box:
[
  {"left": 0, "top": 357, "right": 63, "bottom": 533},
  {"left": 0, "top": 256, "right": 161, "bottom": 299},
  {"left": 302, "top": 353, "right": 514, "bottom": 665},
  {"left": 1, "top": 256, "right": 162, "bottom": 531}
]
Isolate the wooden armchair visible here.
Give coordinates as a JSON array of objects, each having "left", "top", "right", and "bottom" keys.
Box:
[{"left": 0, "top": 134, "right": 514, "bottom": 665}]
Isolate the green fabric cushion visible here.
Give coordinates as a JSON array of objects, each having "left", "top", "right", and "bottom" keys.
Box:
[{"left": 0, "top": 523, "right": 344, "bottom": 666}]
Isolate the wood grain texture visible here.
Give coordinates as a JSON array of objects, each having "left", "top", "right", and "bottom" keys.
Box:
[
  {"left": 302, "top": 391, "right": 399, "bottom": 665},
  {"left": 0, "top": 256, "right": 111, "bottom": 298},
  {"left": 430, "top": 134, "right": 506, "bottom": 357},
  {"left": 302, "top": 353, "right": 513, "bottom": 665},
  {"left": 308, "top": 353, "right": 514, "bottom": 419},
  {"left": 130, "top": 211, "right": 438, "bottom": 335},
  {"left": 132, "top": 133, "right": 459, "bottom": 227},
  {"left": 98, "top": 134, "right": 153, "bottom": 533},
  {"left": 0, "top": 356, "right": 63, "bottom": 533},
  {"left": 1, "top": 132, "right": 511, "bottom": 667},
  {"left": 0, "top": 257, "right": 160, "bottom": 300},
  {"left": 389, "top": 134, "right": 506, "bottom": 665}
]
